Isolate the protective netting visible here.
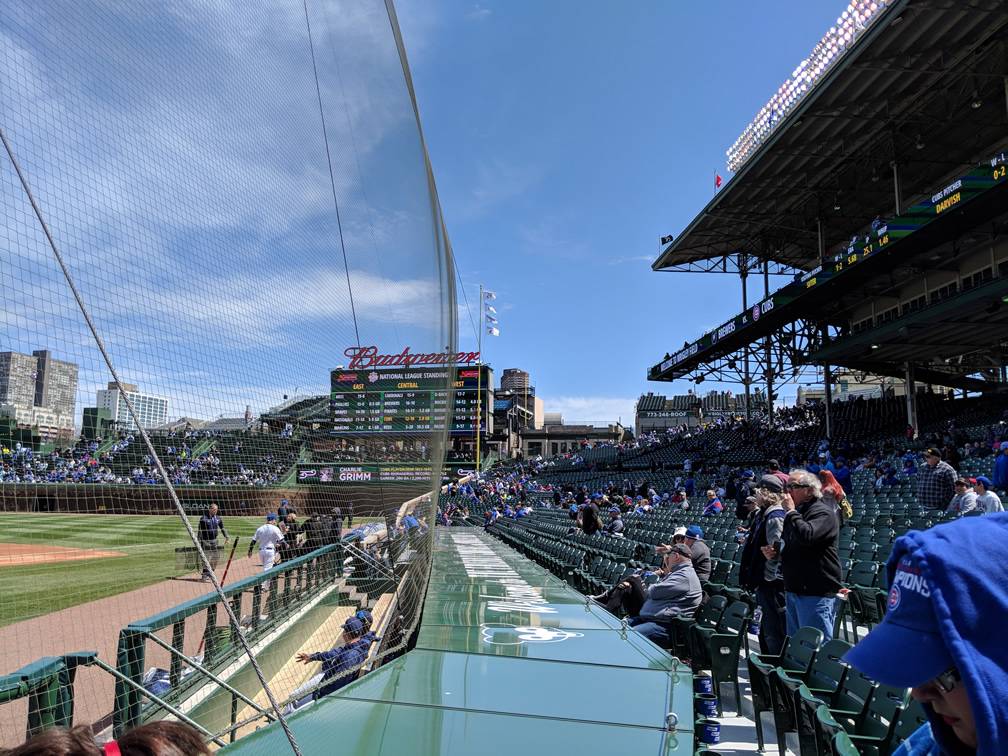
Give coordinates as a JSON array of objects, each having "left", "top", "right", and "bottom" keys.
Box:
[{"left": 0, "top": 1, "right": 455, "bottom": 751}]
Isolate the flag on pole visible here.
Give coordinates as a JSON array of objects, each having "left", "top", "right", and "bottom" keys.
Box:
[
  {"left": 714, "top": 173, "right": 723, "bottom": 190},
  {"left": 484, "top": 290, "right": 497, "bottom": 300},
  {"left": 486, "top": 315, "right": 498, "bottom": 325},
  {"left": 487, "top": 327, "right": 500, "bottom": 336},
  {"left": 486, "top": 305, "right": 496, "bottom": 315}
]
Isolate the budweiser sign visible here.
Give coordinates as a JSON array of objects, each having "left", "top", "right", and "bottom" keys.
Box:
[{"left": 344, "top": 346, "right": 480, "bottom": 369}]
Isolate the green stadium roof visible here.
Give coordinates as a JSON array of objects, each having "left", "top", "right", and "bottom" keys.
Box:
[{"left": 653, "top": 0, "right": 1008, "bottom": 272}]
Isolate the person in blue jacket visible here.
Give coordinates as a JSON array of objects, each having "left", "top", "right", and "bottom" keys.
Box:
[
  {"left": 992, "top": 443, "right": 1008, "bottom": 490},
  {"left": 844, "top": 514, "right": 1008, "bottom": 755},
  {"left": 296, "top": 616, "right": 373, "bottom": 699}
]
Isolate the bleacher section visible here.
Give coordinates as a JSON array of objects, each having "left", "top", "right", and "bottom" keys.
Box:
[{"left": 0, "top": 431, "right": 303, "bottom": 486}]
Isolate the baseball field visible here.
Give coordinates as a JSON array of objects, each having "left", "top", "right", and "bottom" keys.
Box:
[{"left": 0, "top": 513, "right": 273, "bottom": 627}]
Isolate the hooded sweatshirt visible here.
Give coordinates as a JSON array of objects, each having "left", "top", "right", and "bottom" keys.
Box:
[{"left": 873, "top": 514, "right": 1008, "bottom": 755}]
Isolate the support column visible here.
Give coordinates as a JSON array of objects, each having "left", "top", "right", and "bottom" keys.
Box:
[
  {"left": 823, "top": 364, "right": 833, "bottom": 441},
  {"left": 821, "top": 325, "right": 833, "bottom": 440},
  {"left": 817, "top": 217, "right": 825, "bottom": 266},
  {"left": 891, "top": 160, "right": 902, "bottom": 216},
  {"left": 905, "top": 362, "right": 918, "bottom": 439},
  {"left": 763, "top": 260, "right": 773, "bottom": 423},
  {"left": 741, "top": 253, "right": 751, "bottom": 421}
]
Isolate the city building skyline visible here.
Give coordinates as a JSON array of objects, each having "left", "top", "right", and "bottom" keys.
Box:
[
  {"left": 0, "top": 349, "right": 78, "bottom": 440},
  {"left": 96, "top": 381, "right": 169, "bottom": 432}
]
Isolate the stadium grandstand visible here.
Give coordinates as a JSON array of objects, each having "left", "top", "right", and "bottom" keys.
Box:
[
  {"left": 650, "top": 0, "right": 1008, "bottom": 439},
  {"left": 5, "top": 1, "right": 1008, "bottom": 755}
]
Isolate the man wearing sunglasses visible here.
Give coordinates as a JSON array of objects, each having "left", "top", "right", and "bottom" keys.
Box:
[
  {"left": 764, "top": 469, "right": 842, "bottom": 641},
  {"left": 845, "top": 514, "right": 1008, "bottom": 754}
]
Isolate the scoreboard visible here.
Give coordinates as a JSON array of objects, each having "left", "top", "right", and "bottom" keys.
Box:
[{"left": 329, "top": 365, "right": 491, "bottom": 434}]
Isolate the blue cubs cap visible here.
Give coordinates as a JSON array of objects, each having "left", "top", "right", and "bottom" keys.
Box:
[
  {"left": 609, "top": 506, "right": 620, "bottom": 514},
  {"left": 266, "top": 513, "right": 277, "bottom": 520},
  {"left": 976, "top": 475, "right": 993, "bottom": 489},
  {"left": 742, "top": 469, "right": 754, "bottom": 478},
  {"left": 343, "top": 616, "right": 365, "bottom": 634},
  {"left": 844, "top": 553, "right": 952, "bottom": 688},
  {"left": 685, "top": 525, "right": 704, "bottom": 540}
]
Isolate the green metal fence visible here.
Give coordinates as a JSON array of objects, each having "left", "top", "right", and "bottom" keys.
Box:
[{"left": 113, "top": 543, "right": 344, "bottom": 738}]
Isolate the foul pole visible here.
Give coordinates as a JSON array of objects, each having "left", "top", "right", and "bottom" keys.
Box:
[{"left": 476, "top": 284, "right": 483, "bottom": 470}]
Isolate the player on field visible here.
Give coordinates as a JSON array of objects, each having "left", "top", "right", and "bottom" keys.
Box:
[{"left": 247, "top": 513, "right": 284, "bottom": 572}]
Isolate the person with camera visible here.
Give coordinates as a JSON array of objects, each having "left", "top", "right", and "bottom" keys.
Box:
[{"left": 739, "top": 475, "right": 788, "bottom": 655}]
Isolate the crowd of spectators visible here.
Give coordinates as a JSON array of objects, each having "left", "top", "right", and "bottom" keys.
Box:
[
  {"left": 471, "top": 394, "right": 1008, "bottom": 755},
  {"left": 0, "top": 430, "right": 299, "bottom": 486}
]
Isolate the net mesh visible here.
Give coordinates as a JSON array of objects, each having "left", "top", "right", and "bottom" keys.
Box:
[{"left": 0, "top": 1, "right": 454, "bottom": 750}]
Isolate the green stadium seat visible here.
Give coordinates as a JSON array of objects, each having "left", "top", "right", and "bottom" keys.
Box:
[
  {"left": 689, "top": 600, "right": 750, "bottom": 716},
  {"left": 746, "top": 627, "right": 823, "bottom": 752}
]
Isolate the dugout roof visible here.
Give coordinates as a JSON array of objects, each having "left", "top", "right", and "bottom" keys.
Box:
[
  {"left": 221, "top": 529, "right": 695, "bottom": 755},
  {"left": 653, "top": 0, "right": 1008, "bottom": 272}
]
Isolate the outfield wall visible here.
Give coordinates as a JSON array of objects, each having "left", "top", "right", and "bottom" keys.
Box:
[{"left": 0, "top": 484, "right": 430, "bottom": 519}]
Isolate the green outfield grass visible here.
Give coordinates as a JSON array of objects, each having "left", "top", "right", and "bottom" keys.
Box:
[{"left": 0, "top": 513, "right": 278, "bottom": 627}]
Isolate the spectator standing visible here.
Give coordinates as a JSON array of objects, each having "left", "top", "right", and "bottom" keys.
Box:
[
  {"left": 974, "top": 476, "right": 1004, "bottom": 513},
  {"left": 578, "top": 497, "right": 602, "bottom": 536},
  {"left": 767, "top": 459, "right": 790, "bottom": 489},
  {"left": 627, "top": 544, "right": 703, "bottom": 646},
  {"left": 196, "top": 503, "right": 229, "bottom": 582},
  {"left": 740, "top": 475, "right": 788, "bottom": 655},
  {"left": 833, "top": 457, "right": 852, "bottom": 493},
  {"left": 917, "top": 448, "right": 958, "bottom": 511},
  {"left": 684, "top": 474, "right": 695, "bottom": 497},
  {"left": 844, "top": 514, "right": 1008, "bottom": 755},
  {"left": 766, "top": 469, "right": 842, "bottom": 640},
  {"left": 734, "top": 470, "right": 756, "bottom": 519},
  {"left": 946, "top": 479, "right": 978, "bottom": 516},
  {"left": 992, "top": 443, "right": 1008, "bottom": 490}
]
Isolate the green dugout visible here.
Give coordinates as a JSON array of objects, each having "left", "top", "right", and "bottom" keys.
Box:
[{"left": 223, "top": 529, "right": 695, "bottom": 754}]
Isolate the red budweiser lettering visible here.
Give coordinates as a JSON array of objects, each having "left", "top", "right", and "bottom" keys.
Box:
[{"left": 344, "top": 346, "right": 480, "bottom": 369}]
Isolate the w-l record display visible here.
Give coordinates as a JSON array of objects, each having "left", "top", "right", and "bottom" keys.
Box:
[{"left": 330, "top": 365, "right": 491, "bottom": 434}]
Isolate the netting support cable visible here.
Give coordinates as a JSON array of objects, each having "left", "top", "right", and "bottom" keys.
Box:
[
  {"left": 302, "top": 0, "right": 361, "bottom": 349},
  {"left": 0, "top": 126, "right": 305, "bottom": 756},
  {"left": 456, "top": 262, "right": 479, "bottom": 347}
]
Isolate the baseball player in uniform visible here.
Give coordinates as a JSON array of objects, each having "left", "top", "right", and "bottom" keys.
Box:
[{"left": 248, "top": 513, "right": 284, "bottom": 572}]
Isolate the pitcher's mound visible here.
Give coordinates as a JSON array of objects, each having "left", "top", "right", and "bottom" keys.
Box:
[{"left": 0, "top": 543, "right": 127, "bottom": 566}]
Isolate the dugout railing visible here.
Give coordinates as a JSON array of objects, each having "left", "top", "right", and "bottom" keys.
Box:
[{"left": 112, "top": 542, "right": 346, "bottom": 739}]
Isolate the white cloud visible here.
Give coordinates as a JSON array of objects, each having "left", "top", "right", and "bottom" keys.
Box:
[
  {"left": 453, "top": 158, "right": 542, "bottom": 220},
  {"left": 541, "top": 396, "right": 637, "bottom": 426},
  {"left": 608, "top": 255, "right": 655, "bottom": 266},
  {"left": 466, "top": 5, "right": 492, "bottom": 21}
]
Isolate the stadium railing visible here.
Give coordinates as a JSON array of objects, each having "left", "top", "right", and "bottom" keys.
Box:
[
  {"left": 112, "top": 543, "right": 344, "bottom": 738},
  {"left": 0, "top": 653, "right": 97, "bottom": 742}
]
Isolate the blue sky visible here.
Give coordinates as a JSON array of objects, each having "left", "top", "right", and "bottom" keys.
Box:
[{"left": 399, "top": 1, "right": 847, "bottom": 424}]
